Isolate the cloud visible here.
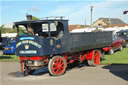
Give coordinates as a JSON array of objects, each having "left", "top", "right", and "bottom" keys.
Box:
[
  {"left": 28, "top": 6, "right": 40, "bottom": 12},
  {"left": 50, "top": 5, "right": 74, "bottom": 16}
]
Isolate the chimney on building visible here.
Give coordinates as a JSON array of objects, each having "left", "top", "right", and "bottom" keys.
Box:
[
  {"left": 120, "top": 16, "right": 122, "bottom": 21},
  {"left": 26, "top": 14, "right": 32, "bottom": 20},
  {"left": 109, "top": 17, "right": 111, "bottom": 25}
]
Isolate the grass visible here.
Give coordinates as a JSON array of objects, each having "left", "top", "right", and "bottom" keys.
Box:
[
  {"left": 0, "top": 55, "right": 19, "bottom": 62},
  {"left": 0, "top": 48, "right": 128, "bottom": 64},
  {"left": 100, "top": 48, "right": 128, "bottom": 64}
]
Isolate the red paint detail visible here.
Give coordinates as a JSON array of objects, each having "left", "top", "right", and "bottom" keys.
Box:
[
  {"left": 93, "top": 50, "right": 100, "bottom": 65},
  {"left": 71, "top": 54, "right": 79, "bottom": 60},
  {"left": 102, "top": 46, "right": 111, "bottom": 52},
  {"left": 52, "top": 57, "right": 66, "bottom": 75},
  {"left": 80, "top": 54, "right": 87, "bottom": 62},
  {"left": 43, "top": 59, "right": 49, "bottom": 63},
  {"left": 69, "top": 59, "right": 75, "bottom": 63},
  {"left": 21, "top": 61, "right": 24, "bottom": 72},
  {"left": 64, "top": 54, "right": 68, "bottom": 61},
  {"left": 19, "top": 57, "right": 25, "bottom": 60},
  {"left": 30, "top": 56, "right": 42, "bottom": 60},
  {"left": 86, "top": 50, "right": 94, "bottom": 60},
  {"left": 19, "top": 56, "right": 43, "bottom": 60}
]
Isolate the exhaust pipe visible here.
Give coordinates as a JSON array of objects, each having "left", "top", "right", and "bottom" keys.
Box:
[{"left": 26, "top": 14, "right": 32, "bottom": 20}]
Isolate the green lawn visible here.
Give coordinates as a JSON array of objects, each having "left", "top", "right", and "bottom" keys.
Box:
[
  {"left": 0, "top": 48, "right": 128, "bottom": 64},
  {"left": 100, "top": 48, "right": 128, "bottom": 64},
  {"left": 0, "top": 55, "right": 19, "bottom": 62}
]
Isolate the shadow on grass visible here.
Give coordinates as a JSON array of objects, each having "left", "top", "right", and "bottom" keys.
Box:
[
  {"left": 103, "top": 64, "right": 128, "bottom": 81},
  {"left": 0, "top": 55, "right": 13, "bottom": 59}
]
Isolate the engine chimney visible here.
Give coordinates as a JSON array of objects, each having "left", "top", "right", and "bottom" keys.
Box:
[{"left": 26, "top": 15, "right": 32, "bottom": 20}]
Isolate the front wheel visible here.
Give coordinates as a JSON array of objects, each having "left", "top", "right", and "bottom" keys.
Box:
[{"left": 48, "top": 56, "right": 67, "bottom": 76}]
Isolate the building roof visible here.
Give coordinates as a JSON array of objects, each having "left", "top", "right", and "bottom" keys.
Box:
[
  {"left": 68, "top": 25, "right": 80, "bottom": 31},
  {"left": 103, "top": 24, "right": 128, "bottom": 28},
  {"left": 99, "top": 18, "right": 126, "bottom": 25}
]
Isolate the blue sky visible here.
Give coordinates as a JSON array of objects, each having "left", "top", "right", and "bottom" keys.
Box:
[{"left": 1, "top": 0, "right": 128, "bottom": 26}]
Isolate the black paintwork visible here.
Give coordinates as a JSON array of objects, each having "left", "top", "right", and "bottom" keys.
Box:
[{"left": 14, "top": 19, "right": 112, "bottom": 56}]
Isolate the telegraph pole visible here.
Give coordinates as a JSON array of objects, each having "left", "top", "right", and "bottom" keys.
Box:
[
  {"left": 90, "top": 6, "right": 93, "bottom": 27},
  {"left": 85, "top": 18, "right": 86, "bottom": 26}
]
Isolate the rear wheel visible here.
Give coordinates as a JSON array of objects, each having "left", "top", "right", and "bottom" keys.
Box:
[
  {"left": 48, "top": 56, "right": 67, "bottom": 76},
  {"left": 87, "top": 50, "right": 100, "bottom": 66}
]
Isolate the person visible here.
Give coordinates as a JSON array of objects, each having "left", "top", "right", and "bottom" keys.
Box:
[{"left": 27, "top": 24, "right": 34, "bottom": 35}]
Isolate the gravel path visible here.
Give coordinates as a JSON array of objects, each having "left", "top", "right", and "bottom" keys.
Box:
[{"left": 0, "top": 62, "right": 128, "bottom": 85}]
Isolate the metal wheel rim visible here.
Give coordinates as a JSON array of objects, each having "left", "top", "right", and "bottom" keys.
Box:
[
  {"left": 52, "top": 57, "right": 66, "bottom": 75},
  {"left": 93, "top": 51, "right": 100, "bottom": 65}
]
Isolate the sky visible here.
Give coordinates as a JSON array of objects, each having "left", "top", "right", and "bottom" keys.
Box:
[{"left": 0, "top": 0, "right": 128, "bottom": 26}]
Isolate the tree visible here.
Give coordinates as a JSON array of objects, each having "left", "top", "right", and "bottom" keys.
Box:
[
  {"left": 32, "top": 16, "right": 39, "bottom": 20},
  {"left": 0, "top": 25, "right": 17, "bottom": 33},
  {"left": 0, "top": 25, "right": 4, "bottom": 31}
]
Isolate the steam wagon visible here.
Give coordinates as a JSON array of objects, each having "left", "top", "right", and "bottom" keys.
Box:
[{"left": 14, "top": 16, "right": 112, "bottom": 76}]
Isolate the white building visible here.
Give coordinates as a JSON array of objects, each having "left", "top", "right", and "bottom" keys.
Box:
[{"left": 2, "top": 33, "right": 17, "bottom": 38}]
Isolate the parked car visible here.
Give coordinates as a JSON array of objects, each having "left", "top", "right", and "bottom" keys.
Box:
[
  {"left": 116, "top": 30, "right": 128, "bottom": 47},
  {"left": 103, "top": 35, "right": 123, "bottom": 55},
  {"left": 3, "top": 40, "right": 16, "bottom": 55},
  {"left": 0, "top": 29, "right": 15, "bottom": 55},
  {"left": 0, "top": 37, "right": 11, "bottom": 55}
]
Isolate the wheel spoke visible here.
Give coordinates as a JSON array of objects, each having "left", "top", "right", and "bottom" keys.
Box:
[
  {"left": 59, "top": 59, "right": 62, "bottom": 64},
  {"left": 60, "top": 66, "right": 64, "bottom": 70},
  {"left": 53, "top": 66, "right": 58, "bottom": 70},
  {"left": 56, "top": 68, "right": 60, "bottom": 73},
  {"left": 54, "top": 63, "right": 58, "bottom": 66},
  {"left": 61, "top": 63, "right": 64, "bottom": 66},
  {"left": 56, "top": 59, "right": 59, "bottom": 64}
]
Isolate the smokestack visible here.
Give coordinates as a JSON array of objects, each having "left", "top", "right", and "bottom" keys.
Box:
[
  {"left": 109, "top": 17, "right": 111, "bottom": 25},
  {"left": 26, "top": 14, "right": 32, "bottom": 20}
]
